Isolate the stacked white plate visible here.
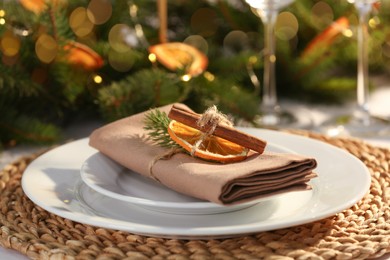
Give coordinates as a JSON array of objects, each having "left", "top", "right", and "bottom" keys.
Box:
[{"left": 21, "top": 128, "right": 370, "bottom": 239}]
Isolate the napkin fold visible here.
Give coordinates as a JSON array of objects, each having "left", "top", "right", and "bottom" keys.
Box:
[{"left": 89, "top": 104, "right": 317, "bottom": 205}]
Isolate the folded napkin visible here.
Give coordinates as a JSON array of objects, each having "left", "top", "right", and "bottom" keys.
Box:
[{"left": 89, "top": 104, "right": 317, "bottom": 205}]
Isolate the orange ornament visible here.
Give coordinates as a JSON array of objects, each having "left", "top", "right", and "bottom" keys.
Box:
[
  {"left": 63, "top": 41, "right": 104, "bottom": 70},
  {"left": 19, "top": 0, "right": 65, "bottom": 14},
  {"left": 19, "top": 0, "right": 46, "bottom": 14},
  {"left": 149, "top": 42, "right": 208, "bottom": 77},
  {"left": 302, "top": 17, "right": 349, "bottom": 58}
]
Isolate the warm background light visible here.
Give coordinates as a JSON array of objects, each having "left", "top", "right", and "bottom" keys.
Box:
[
  {"left": 35, "top": 34, "right": 58, "bottom": 63},
  {"left": 0, "top": 9, "right": 5, "bottom": 25},
  {"left": 276, "top": 12, "right": 298, "bottom": 41},
  {"left": 69, "top": 7, "right": 94, "bottom": 37},
  {"left": 203, "top": 71, "right": 215, "bottom": 82},
  {"left": 1, "top": 0, "right": 390, "bottom": 152},
  {"left": 108, "top": 49, "right": 134, "bottom": 72},
  {"left": 223, "top": 30, "right": 250, "bottom": 53},
  {"left": 108, "top": 23, "right": 136, "bottom": 71},
  {"left": 311, "top": 1, "right": 334, "bottom": 28},
  {"left": 0, "top": 30, "right": 20, "bottom": 57},
  {"left": 148, "top": 53, "right": 157, "bottom": 63},
  {"left": 108, "top": 24, "right": 133, "bottom": 53},
  {"left": 93, "top": 74, "right": 103, "bottom": 84},
  {"left": 87, "top": 0, "right": 112, "bottom": 25},
  {"left": 183, "top": 35, "right": 208, "bottom": 54}
]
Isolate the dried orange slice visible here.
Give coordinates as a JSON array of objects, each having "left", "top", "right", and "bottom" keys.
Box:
[
  {"left": 167, "top": 120, "right": 249, "bottom": 163},
  {"left": 149, "top": 42, "right": 208, "bottom": 77},
  {"left": 63, "top": 41, "right": 104, "bottom": 70}
]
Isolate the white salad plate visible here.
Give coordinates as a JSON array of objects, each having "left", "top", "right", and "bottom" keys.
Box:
[
  {"left": 79, "top": 142, "right": 294, "bottom": 215},
  {"left": 21, "top": 128, "right": 371, "bottom": 239}
]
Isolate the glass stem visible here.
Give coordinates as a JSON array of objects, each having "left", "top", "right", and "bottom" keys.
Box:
[
  {"left": 355, "top": 2, "right": 372, "bottom": 124},
  {"left": 261, "top": 9, "right": 279, "bottom": 114}
]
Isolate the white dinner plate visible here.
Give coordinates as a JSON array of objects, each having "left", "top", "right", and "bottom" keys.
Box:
[
  {"left": 21, "top": 128, "right": 371, "bottom": 239},
  {"left": 80, "top": 143, "right": 294, "bottom": 215}
]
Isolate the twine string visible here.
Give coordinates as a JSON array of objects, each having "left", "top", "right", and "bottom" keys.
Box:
[
  {"left": 148, "top": 106, "right": 232, "bottom": 180},
  {"left": 191, "top": 105, "right": 233, "bottom": 156}
]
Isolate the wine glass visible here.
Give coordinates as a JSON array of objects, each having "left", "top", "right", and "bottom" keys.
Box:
[
  {"left": 245, "top": 0, "right": 296, "bottom": 127},
  {"left": 320, "top": 0, "right": 390, "bottom": 137}
]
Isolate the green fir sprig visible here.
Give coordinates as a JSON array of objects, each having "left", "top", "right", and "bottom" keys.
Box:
[{"left": 143, "top": 109, "right": 179, "bottom": 148}]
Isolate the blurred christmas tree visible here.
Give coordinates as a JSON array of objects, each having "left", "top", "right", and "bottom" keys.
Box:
[{"left": 0, "top": 0, "right": 389, "bottom": 147}]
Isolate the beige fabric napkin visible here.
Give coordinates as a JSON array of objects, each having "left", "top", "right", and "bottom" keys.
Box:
[{"left": 89, "top": 104, "right": 317, "bottom": 205}]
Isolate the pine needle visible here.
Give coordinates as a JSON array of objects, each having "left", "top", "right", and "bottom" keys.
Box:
[{"left": 143, "top": 109, "right": 179, "bottom": 148}]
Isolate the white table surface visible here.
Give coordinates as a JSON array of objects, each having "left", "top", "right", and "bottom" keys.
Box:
[{"left": 1, "top": 86, "right": 389, "bottom": 259}]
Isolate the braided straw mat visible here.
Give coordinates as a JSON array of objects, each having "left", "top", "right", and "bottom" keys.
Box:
[{"left": 0, "top": 131, "right": 389, "bottom": 260}]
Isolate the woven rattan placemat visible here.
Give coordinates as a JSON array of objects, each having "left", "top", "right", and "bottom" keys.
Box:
[{"left": 0, "top": 131, "right": 389, "bottom": 259}]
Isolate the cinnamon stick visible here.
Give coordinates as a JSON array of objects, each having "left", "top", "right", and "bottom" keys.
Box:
[{"left": 168, "top": 104, "right": 267, "bottom": 154}]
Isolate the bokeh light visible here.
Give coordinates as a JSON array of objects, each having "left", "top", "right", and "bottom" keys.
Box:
[
  {"left": 87, "top": 0, "right": 112, "bottom": 25},
  {"left": 248, "top": 55, "right": 258, "bottom": 65},
  {"left": 181, "top": 74, "right": 191, "bottom": 82},
  {"left": 275, "top": 12, "right": 298, "bottom": 41},
  {"left": 129, "top": 3, "right": 138, "bottom": 17},
  {"left": 93, "top": 74, "right": 103, "bottom": 84},
  {"left": 183, "top": 35, "right": 208, "bottom": 54},
  {"left": 343, "top": 28, "right": 353, "bottom": 38},
  {"left": 87, "top": 73, "right": 105, "bottom": 88},
  {"left": 0, "top": 9, "right": 5, "bottom": 25},
  {"left": 108, "top": 49, "right": 134, "bottom": 72},
  {"left": 369, "top": 17, "right": 380, "bottom": 28},
  {"left": 311, "top": 2, "right": 334, "bottom": 28},
  {"left": 108, "top": 24, "right": 133, "bottom": 53},
  {"left": 148, "top": 53, "right": 157, "bottom": 63},
  {"left": 69, "top": 7, "right": 94, "bottom": 37},
  {"left": 35, "top": 34, "right": 58, "bottom": 63},
  {"left": 0, "top": 30, "right": 21, "bottom": 57},
  {"left": 191, "top": 8, "right": 218, "bottom": 37},
  {"left": 203, "top": 71, "right": 215, "bottom": 82},
  {"left": 223, "top": 30, "right": 249, "bottom": 53}
]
